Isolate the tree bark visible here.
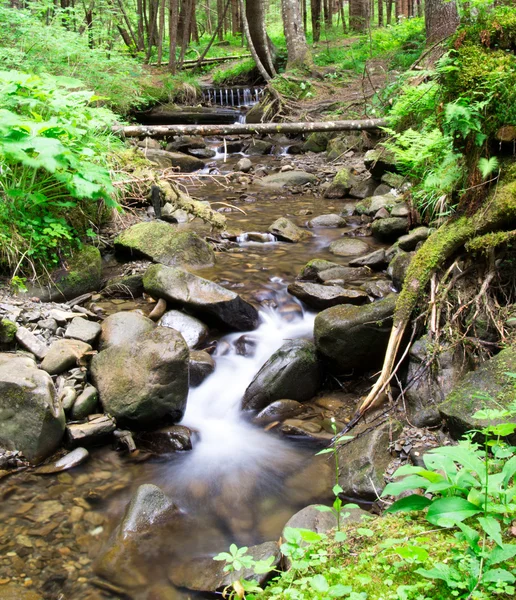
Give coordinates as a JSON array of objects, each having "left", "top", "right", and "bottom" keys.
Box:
[
  {"left": 246, "top": 0, "right": 276, "bottom": 77},
  {"left": 281, "top": 0, "right": 313, "bottom": 71},
  {"left": 349, "top": 0, "right": 369, "bottom": 31},
  {"left": 168, "top": 0, "right": 179, "bottom": 72},
  {"left": 113, "top": 118, "right": 387, "bottom": 138},
  {"left": 425, "top": 0, "right": 459, "bottom": 44},
  {"left": 311, "top": 0, "right": 322, "bottom": 42}
]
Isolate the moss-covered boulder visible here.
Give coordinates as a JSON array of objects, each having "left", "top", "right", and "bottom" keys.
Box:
[
  {"left": 439, "top": 346, "right": 516, "bottom": 440},
  {"left": 364, "top": 147, "right": 399, "bottom": 178},
  {"left": 242, "top": 339, "right": 321, "bottom": 412},
  {"left": 324, "top": 167, "right": 358, "bottom": 199},
  {"left": 0, "top": 319, "right": 17, "bottom": 346},
  {"left": 302, "top": 132, "right": 333, "bottom": 153},
  {"left": 0, "top": 353, "right": 65, "bottom": 463},
  {"left": 314, "top": 294, "right": 397, "bottom": 374},
  {"left": 371, "top": 217, "right": 409, "bottom": 242},
  {"left": 28, "top": 245, "right": 102, "bottom": 302},
  {"left": 326, "top": 133, "right": 362, "bottom": 160},
  {"left": 114, "top": 222, "right": 215, "bottom": 269}
]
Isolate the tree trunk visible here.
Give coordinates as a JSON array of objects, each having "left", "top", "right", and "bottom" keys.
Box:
[
  {"left": 239, "top": 0, "right": 272, "bottom": 81},
  {"left": 178, "top": 0, "right": 193, "bottom": 66},
  {"left": 386, "top": 0, "right": 393, "bottom": 24},
  {"left": 281, "top": 0, "right": 313, "bottom": 71},
  {"left": 425, "top": 0, "right": 459, "bottom": 45},
  {"left": 168, "top": 0, "right": 179, "bottom": 72},
  {"left": 311, "top": 0, "right": 322, "bottom": 42},
  {"left": 157, "top": 0, "right": 166, "bottom": 65},
  {"left": 378, "top": 0, "right": 383, "bottom": 26},
  {"left": 114, "top": 118, "right": 387, "bottom": 138},
  {"left": 191, "top": 0, "right": 199, "bottom": 43},
  {"left": 192, "top": 0, "right": 232, "bottom": 70},
  {"left": 217, "top": 0, "right": 224, "bottom": 40},
  {"left": 231, "top": 0, "right": 241, "bottom": 35},
  {"left": 245, "top": 0, "right": 276, "bottom": 78},
  {"left": 349, "top": 0, "right": 369, "bottom": 31}
]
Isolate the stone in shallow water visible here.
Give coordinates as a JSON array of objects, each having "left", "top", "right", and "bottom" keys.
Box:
[
  {"left": 66, "top": 414, "right": 116, "bottom": 447},
  {"left": 254, "top": 399, "right": 304, "bottom": 425},
  {"left": 308, "top": 214, "right": 347, "bottom": 228},
  {"left": 71, "top": 385, "right": 98, "bottom": 420},
  {"left": 259, "top": 170, "right": 317, "bottom": 187},
  {"left": 268, "top": 217, "right": 314, "bottom": 242},
  {"left": 34, "top": 447, "right": 89, "bottom": 474},
  {"left": 135, "top": 425, "right": 193, "bottom": 454},
  {"left": 329, "top": 237, "right": 371, "bottom": 257},
  {"left": 189, "top": 350, "right": 215, "bottom": 387},
  {"left": 349, "top": 248, "right": 387, "bottom": 270},
  {"left": 1, "top": 584, "right": 43, "bottom": 600},
  {"left": 288, "top": 281, "right": 369, "bottom": 309}
]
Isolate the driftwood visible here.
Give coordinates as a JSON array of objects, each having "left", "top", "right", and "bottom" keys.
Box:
[{"left": 113, "top": 118, "right": 387, "bottom": 139}]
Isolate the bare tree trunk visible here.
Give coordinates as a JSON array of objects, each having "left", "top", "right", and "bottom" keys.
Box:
[
  {"left": 349, "top": 0, "right": 369, "bottom": 31},
  {"left": 193, "top": 0, "right": 231, "bottom": 70},
  {"left": 137, "top": 0, "right": 145, "bottom": 50},
  {"left": 231, "top": 0, "right": 241, "bottom": 35},
  {"left": 239, "top": 0, "right": 271, "bottom": 81},
  {"left": 169, "top": 0, "right": 179, "bottom": 72},
  {"left": 178, "top": 0, "right": 193, "bottom": 66},
  {"left": 378, "top": 0, "right": 383, "bottom": 26},
  {"left": 217, "top": 0, "right": 224, "bottom": 40},
  {"left": 157, "top": 0, "right": 166, "bottom": 65},
  {"left": 245, "top": 0, "right": 276, "bottom": 78},
  {"left": 191, "top": 0, "right": 199, "bottom": 42},
  {"left": 386, "top": 0, "right": 393, "bottom": 24},
  {"left": 425, "top": 0, "right": 459, "bottom": 44},
  {"left": 311, "top": 0, "right": 322, "bottom": 42},
  {"left": 281, "top": 0, "right": 313, "bottom": 71}
]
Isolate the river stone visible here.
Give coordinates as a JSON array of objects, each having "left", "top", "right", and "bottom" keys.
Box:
[
  {"left": 189, "top": 350, "right": 215, "bottom": 386},
  {"left": 314, "top": 294, "right": 397, "bottom": 373},
  {"left": 371, "top": 217, "right": 408, "bottom": 242},
  {"left": 349, "top": 248, "right": 387, "bottom": 270},
  {"left": 247, "top": 139, "right": 273, "bottom": 155},
  {"left": 355, "top": 194, "right": 395, "bottom": 216},
  {"left": 0, "top": 584, "right": 43, "bottom": 600},
  {"left": 64, "top": 317, "right": 101, "bottom": 345},
  {"left": 0, "top": 318, "right": 17, "bottom": 345},
  {"left": 324, "top": 167, "right": 357, "bottom": 199},
  {"left": 361, "top": 278, "right": 394, "bottom": 299},
  {"left": 439, "top": 346, "right": 516, "bottom": 441},
  {"left": 288, "top": 281, "right": 369, "bottom": 309},
  {"left": 349, "top": 177, "right": 377, "bottom": 199},
  {"left": 303, "top": 131, "right": 332, "bottom": 152},
  {"left": 387, "top": 250, "right": 414, "bottom": 290},
  {"left": 405, "top": 334, "right": 470, "bottom": 428},
  {"left": 144, "top": 148, "right": 205, "bottom": 172},
  {"left": 283, "top": 504, "right": 369, "bottom": 536},
  {"left": 71, "top": 385, "right": 98, "bottom": 420},
  {"left": 40, "top": 339, "right": 92, "bottom": 375},
  {"left": 15, "top": 326, "right": 47, "bottom": 359},
  {"left": 373, "top": 183, "right": 393, "bottom": 196},
  {"left": 66, "top": 414, "right": 116, "bottom": 446},
  {"left": 364, "top": 147, "right": 399, "bottom": 178},
  {"left": 159, "top": 310, "right": 209, "bottom": 349},
  {"left": 28, "top": 245, "right": 102, "bottom": 302},
  {"left": 91, "top": 327, "right": 189, "bottom": 427},
  {"left": 114, "top": 222, "right": 215, "bottom": 268},
  {"left": 269, "top": 217, "right": 313, "bottom": 242},
  {"left": 0, "top": 353, "right": 65, "bottom": 463},
  {"left": 99, "top": 311, "right": 155, "bottom": 350},
  {"left": 397, "top": 226, "right": 430, "bottom": 251},
  {"left": 34, "top": 447, "right": 89, "bottom": 474},
  {"left": 254, "top": 399, "right": 304, "bottom": 425},
  {"left": 104, "top": 274, "right": 145, "bottom": 298},
  {"left": 168, "top": 541, "right": 281, "bottom": 592},
  {"left": 242, "top": 339, "right": 321, "bottom": 412},
  {"left": 329, "top": 238, "right": 370, "bottom": 257},
  {"left": 297, "top": 259, "right": 371, "bottom": 284},
  {"left": 235, "top": 157, "right": 252, "bottom": 172},
  {"left": 166, "top": 136, "right": 206, "bottom": 153},
  {"left": 309, "top": 214, "right": 347, "bottom": 228},
  {"left": 135, "top": 425, "right": 192, "bottom": 454},
  {"left": 259, "top": 170, "right": 317, "bottom": 187},
  {"left": 336, "top": 419, "right": 403, "bottom": 499},
  {"left": 143, "top": 264, "right": 259, "bottom": 331}
]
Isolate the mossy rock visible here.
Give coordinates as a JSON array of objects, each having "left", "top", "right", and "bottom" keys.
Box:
[
  {"left": 0, "top": 319, "right": 17, "bottom": 346},
  {"left": 364, "top": 147, "right": 399, "bottom": 178},
  {"left": 326, "top": 133, "right": 362, "bottom": 160},
  {"left": 439, "top": 345, "right": 516, "bottom": 441},
  {"left": 114, "top": 222, "right": 215, "bottom": 269},
  {"left": 28, "top": 245, "right": 102, "bottom": 302},
  {"left": 324, "top": 167, "right": 357, "bottom": 199},
  {"left": 302, "top": 132, "right": 333, "bottom": 153}
]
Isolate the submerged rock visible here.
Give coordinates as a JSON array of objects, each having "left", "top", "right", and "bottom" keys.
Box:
[
  {"left": 314, "top": 294, "right": 397, "bottom": 373},
  {"left": 0, "top": 353, "right": 65, "bottom": 463},
  {"left": 159, "top": 310, "right": 209, "bottom": 349},
  {"left": 268, "top": 217, "right": 314, "bottom": 242},
  {"left": 288, "top": 281, "right": 369, "bottom": 309},
  {"left": 34, "top": 447, "right": 89, "bottom": 474},
  {"left": 143, "top": 264, "right": 259, "bottom": 331},
  {"left": 99, "top": 311, "right": 155, "bottom": 350},
  {"left": 115, "top": 222, "right": 215, "bottom": 268},
  {"left": 242, "top": 339, "right": 321, "bottom": 412},
  {"left": 91, "top": 327, "right": 189, "bottom": 427}
]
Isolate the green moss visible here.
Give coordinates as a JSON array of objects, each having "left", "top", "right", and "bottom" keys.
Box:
[
  {"left": 465, "top": 230, "right": 516, "bottom": 254},
  {"left": 0, "top": 319, "right": 17, "bottom": 345}
]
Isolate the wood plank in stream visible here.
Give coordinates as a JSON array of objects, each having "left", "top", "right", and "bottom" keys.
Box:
[{"left": 113, "top": 118, "right": 388, "bottom": 139}]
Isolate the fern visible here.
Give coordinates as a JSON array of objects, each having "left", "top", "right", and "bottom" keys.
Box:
[{"left": 478, "top": 157, "right": 500, "bottom": 179}]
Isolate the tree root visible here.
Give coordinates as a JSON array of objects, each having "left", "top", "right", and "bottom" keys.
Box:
[{"left": 339, "top": 180, "right": 516, "bottom": 435}]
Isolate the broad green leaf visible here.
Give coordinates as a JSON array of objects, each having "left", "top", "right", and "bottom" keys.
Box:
[
  {"left": 428, "top": 446, "right": 486, "bottom": 483},
  {"left": 328, "top": 584, "right": 352, "bottom": 597},
  {"left": 385, "top": 494, "right": 432, "bottom": 514},
  {"left": 416, "top": 564, "right": 461, "bottom": 586},
  {"left": 315, "top": 448, "right": 334, "bottom": 455},
  {"left": 482, "top": 568, "right": 516, "bottom": 584},
  {"left": 426, "top": 497, "right": 481, "bottom": 526},
  {"left": 334, "top": 531, "right": 347, "bottom": 542},
  {"left": 478, "top": 516, "right": 504, "bottom": 547},
  {"left": 381, "top": 475, "right": 431, "bottom": 497},
  {"left": 357, "top": 528, "right": 374, "bottom": 537},
  {"left": 298, "top": 529, "right": 324, "bottom": 543},
  {"left": 310, "top": 574, "right": 329, "bottom": 593},
  {"left": 487, "top": 543, "right": 516, "bottom": 566},
  {"left": 502, "top": 455, "right": 516, "bottom": 487},
  {"left": 456, "top": 522, "right": 480, "bottom": 550},
  {"left": 394, "top": 545, "right": 429, "bottom": 562},
  {"left": 333, "top": 484, "right": 343, "bottom": 496}
]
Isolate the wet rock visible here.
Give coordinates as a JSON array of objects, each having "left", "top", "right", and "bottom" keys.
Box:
[
  {"left": 397, "top": 227, "right": 430, "bottom": 251},
  {"left": 144, "top": 149, "right": 205, "bottom": 172},
  {"left": 364, "top": 147, "right": 399, "bottom": 178},
  {"left": 66, "top": 414, "right": 116, "bottom": 446},
  {"left": 405, "top": 334, "right": 470, "bottom": 428},
  {"left": 439, "top": 346, "right": 516, "bottom": 440},
  {"left": 329, "top": 238, "right": 370, "bottom": 257},
  {"left": 60, "top": 386, "right": 77, "bottom": 412},
  {"left": 242, "top": 339, "right": 321, "bottom": 412},
  {"left": 159, "top": 310, "right": 209, "bottom": 349},
  {"left": 234, "top": 334, "right": 258, "bottom": 357},
  {"left": 254, "top": 399, "right": 304, "bottom": 425},
  {"left": 259, "top": 171, "right": 317, "bottom": 187},
  {"left": 349, "top": 177, "right": 377, "bottom": 199},
  {"left": 165, "top": 136, "right": 206, "bottom": 153},
  {"left": 217, "top": 140, "right": 245, "bottom": 153},
  {"left": 297, "top": 259, "right": 371, "bottom": 284},
  {"left": 302, "top": 131, "right": 332, "bottom": 152},
  {"left": 189, "top": 350, "right": 215, "bottom": 386},
  {"left": 149, "top": 298, "right": 168, "bottom": 322},
  {"left": 161, "top": 203, "right": 190, "bottom": 224},
  {"left": 71, "top": 385, "right": 98, "bottom": 420},
  {"left": 349, "top": 248, "right": 387, "bottom": 270},
  {"left": 0, "top": 353, "right": 65, "bottom": 463},
  {"left": 360, "top": 279, "right": 394, "bottom": 298},
  {"left": 143, "top": 264, "right": 259, "bottom": 331},
  {"left": 135, "top": 425, "right": 192, "bottom": 453},
  {"left": 314, "top": 294, "right": 397, "bottom": 373},
  {"left": 235, "top": 157, "right": 252, "bottom": 172},
  {"left": 15, "top": 326, "right": 47, "bottom": 359},
  {"left": 114, "top": 222, "right": 215, "bottom": 268},
  {"left": 91, "top": 327, "right": 189, "bottom": 427},
  {"left": 324, "top": 167, "right": 357, "bottom": 199},
  {"left": 28, "top": 245, "right": 102, "bottom": 302},
  {"left": 387, "top": 250, "right": 414, "bottom": 290},
  {"left": 168, "top": 541, "right": 281, "bottom": 593},
  {"left": 336, "top": 419, "right": 403, "bottom": 499},
  {"left": 269, "top": 217, "right": 314, "bottom": 243},
  {"left": 391, "top": 202, "right": 410, "bottom": 217},
  {"left": 247, "top": 139, "right": 273, "bottom": 155},
  {"left": 99, "top": 311, "right": 155, "bottom": 350},
  {"left": 288, "top": 281, "right": 369, "bottom": 309},
  {"left": 40, "top": 339, "right": 92, "bottom": 375},
  {"left": 147, "top": 584, "right": 184, "bottom": 600},
  {"left": 355, "top": 194, "right": 395, "bottom": 216},
  {"left": 373, "top": 183, "right": 393, "bottom": 196},
  {"left": 34, "top": 447, "right": 89, "bottom": 474},
  {"left": 104, "top": 273, "right": 145, "bottom": 298},
  {"left": 283, "top": 504, "right": 369, "bottom": 536},
  {"left": 64, "top": 317, "right": 101, "bottom": 345},
  {"left": 189, "top": 147, "right": 216, "bottom": 159},
  {"left": 308, "top": 214, "right": 347, "bottom": 228},
  {"left": 371, "top": 217, "right": 409, "bottom": 242}
]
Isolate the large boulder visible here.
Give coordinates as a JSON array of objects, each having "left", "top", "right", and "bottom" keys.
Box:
[
  {"left": 371, "top": 217, "right": 409, "bottom": 242},
  {"left": 314, "top": 294, "right": 397, "bottom": 374},
  {"left": 308, "top": 214, "right": 347, "bottom": 228},
  {"left": 324, "top": 167, "right": 357, "bottom": 199},
  {"left": 302, "top": 131, "right": 332, "bottom": 152},
  {"left": 268, "top": 217, "right": 314, "bottom": 242},
  {"left": 259, "top": 171, "right": 317, "bottom": 187},
  {"left": 364, "top": 147, "right": 399, "bottom": 178},
  {"left": 143, "top": 264, "right": 259, "bottom": 331},
  {"left": 99, "top": 311, "right": 156, "bottom": 350},
  {"left": 355, "top": 194, "right": 395, "bottom": 216},
  {"left": 439, "top": 346, "right": 516, "bottom": 440},
  {"left": 91, "top": 327, "right": 189, "bottom": 427},
  {"left": 287, "top": 281, "right": 368, "bottom": 309},
  {"left": 0, "top": 353, "right": 65, "bottom": 463},
  {"left": 242, "top": 339, "right": 321, "bottom": 412},
  {"left": 28, "top": 245, "right": 102, "bottom": 302},
  {"left": 159, "top": 310, "right": 209, "bottom": 349},
  {"left": 114, "top": 222, "right": 215, "bottom": 268},
  {"left": 144, "top": 149, "right": 205, "bottom": 172}
]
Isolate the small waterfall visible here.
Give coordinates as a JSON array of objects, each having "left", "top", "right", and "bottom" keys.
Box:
[{"left": 202, "top": 86, "right": 264, "bottom": 108}]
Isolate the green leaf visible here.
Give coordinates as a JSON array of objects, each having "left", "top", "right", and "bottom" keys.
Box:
[
  {"left": 426, "top": 497, "right": 481, "bottom": 527},
  {"left": 385, "top": 494, "right": 432, "bottom": 514},
  {"left": 487, "top": 543, "right": 516, "bottom": 566},
  {"left": 381, "top": 475, "right": 431, "bottom": 497},
  {"left": 502, "top": 455, "right": 516, "bottom": 487},
  {"left": 334, "top": 531, "right": 348, "bottom": 542},
  {"left": 333, "top": 484, "right": 344, "bottom": 496},
  {"left": 478, "top": 516, "right": 504, "bottom": 547},
  {"left": 328, "top": 584, "right": 352, "bottom": 597},
  {"left": 394, "top": 545, "right": 429, "bottom": 562},
  {"left": 298, "top": 529, "right": 324, "bottom": 543},
  {"left": 357, "top": 528, "right": 374, "bottom": 537},
  {"left": 482, "top": 568, "right": 515, "bottom": 584},
  {"left": 316, "top": 448, "right": 334, "bottom": 455},
  {"left": 310, "top": 574, "right": 329, "bottom": 593}
]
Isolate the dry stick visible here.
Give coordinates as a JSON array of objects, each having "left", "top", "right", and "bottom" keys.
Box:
[{"left": 191, "top": 0, "right": 232, "bottom": 72}]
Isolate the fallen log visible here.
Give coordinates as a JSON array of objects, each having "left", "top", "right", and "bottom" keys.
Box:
[
  {"left": 149, "top": 54, "right": 252, "bottom": 67},
  {"left": 113, "top": 118, "right": 388, "bottom": 139}
]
